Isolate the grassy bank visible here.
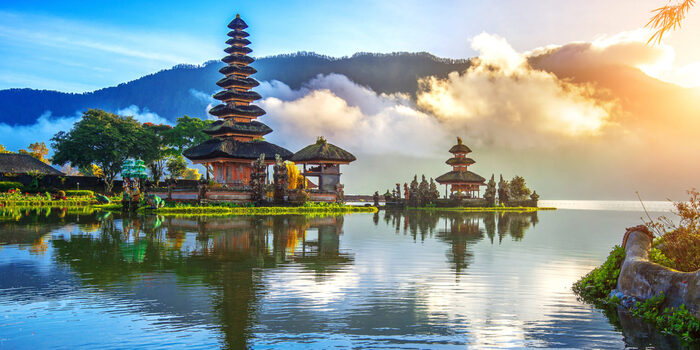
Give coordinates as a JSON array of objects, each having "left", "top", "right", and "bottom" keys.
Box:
[
  {"left": 409, "top": 206, "right": 556, "bottom": 212},
  {"left": 141, "top": 202, "right": 378, "bottom": 216}
]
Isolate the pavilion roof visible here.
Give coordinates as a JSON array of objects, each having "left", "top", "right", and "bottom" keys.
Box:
[
  {"left": 183, "top": 138, "right": 293, "bottom": 161},
  {"left": 213, "top": 89, "right": 261, "bottom": 102},
  {"left": 446, "top": 157, "right": 475, "bottom": 166},
  {"left": 291, "top": 137, "right": 356, "bottom": 163},
  {"left": 219, "top": 64, "right": 257, "bottom": 76},
  {"left": 209, "top": 104, "right": 265, "bottom": 118},
  {"left": 203, "top": 120, "right": 272, "bottom": 136},
  {"left": 0, "top": 154, "right": 63, "bottom": 175},
  {"left": 435, "top": 170, "right": 485, "bottom": 185},
  {"left": 449, "top": 137, "right": 472, "bottom": 154},
  {"left": 227, "top": 14, "right": 248, "bottom": 30}
]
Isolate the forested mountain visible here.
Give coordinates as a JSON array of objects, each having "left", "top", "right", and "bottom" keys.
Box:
[{"left": 0, "top": 52, "right": 471, "bottom": 125}]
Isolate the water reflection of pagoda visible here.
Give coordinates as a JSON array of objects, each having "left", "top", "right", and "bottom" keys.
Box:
[
  {"left": 184, "top": 15, "right": 293, "bottom": 185},
  {"left": 50, "top": 214, "right": 351, "bottom": 349}
]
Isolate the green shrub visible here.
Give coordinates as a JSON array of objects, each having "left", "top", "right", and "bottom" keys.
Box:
[
  {"left": 64, "top": 190, "right": 94, "bottom": 197},
  {"left": 572, "top": 245, "right": 626, "bottom": 301},
  {"left": 0, "top": 181, "right": 23, "bottom": 192},
  {"left": 646, "top": 189, "right": 700, "bottom": 272},
  {"left": 630, "top": 293, "right": 700, "bottom": 342}
]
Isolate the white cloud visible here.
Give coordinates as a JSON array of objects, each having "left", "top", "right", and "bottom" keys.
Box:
[
  {"left": 115, "top": 105, "right": 171, "bottom": 125},
  {"left": 0, "top": 111, "right": 80, "bottom": 154},
  {"left": 260, "top": 74, "right": 448, "bottom": 156},
  {"left": 416, "top": 33, "right": 616, "bottom": 148}
]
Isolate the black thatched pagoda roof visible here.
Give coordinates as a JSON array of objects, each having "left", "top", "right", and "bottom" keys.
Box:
[
  {"left": 203, "top": 120, "right": 272, "bottom": 136},
  {"left": 216, "top": 76, "right": 260, "bottom": 89},
  {"left": 227, "top": 14, "right": 248, "bottom": 30},
  {"left": 224, "top": 46, "right": 253, "bottom": 55},
  {"left": 213, "top": 90, "right": 261, "bottom": 102},
  {"left": 291, "top": 137, "right": 357, "bottom": 163},
  {"left": 227, "top": 30, "right": 249, "bottom": 38},
  {"left": 449, "top": 137, "right": 472, "bottom": 154},
  {"left": 446, "top": 157, "right": 475, "bottom": 166},
  {"left": 209, "top": 104, "right": 265, "bottom": 118},
  {"left": 435, "top": 170, "right": 485, "bottom": 184},
  {"left": 183, "top": 138, "right": 293, "bottom": 161},
  {"left": 219, "top": 64, "right": 257, "bottom": 76},
  {"left": 0, "top": 154, "right": 63, "bottom": 175},
  {"left": 225, "top": 37, "right": 251, "bottom": 46},
  {"left": 222, "top": 54, "right": 255, "bottom": 65}
]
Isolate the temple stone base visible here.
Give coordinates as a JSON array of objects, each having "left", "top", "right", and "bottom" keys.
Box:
[{"left": 616, "top": 226, "right": 700, "bottom": 318}]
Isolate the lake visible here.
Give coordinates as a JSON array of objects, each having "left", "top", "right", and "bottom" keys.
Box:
[{"left": 0, "top": 202, "right": 684, "bottom": 349}]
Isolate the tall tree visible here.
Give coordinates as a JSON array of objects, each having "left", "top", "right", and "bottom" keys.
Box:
[
  {"left": 509, "top": 176, "right": 531, "bottom": 201},
  {"left": 141, "top": 123, "right": 176, "bottom": 185},
  {"left": 166, "top": 155, "right": 187, "bottom": 179},
  {"left": 164, "top": 116, "right": 212, "bottom": 153},
  {"left": 51, "top": 109, "right": 144, "bottom": 193},
  {"left": 19, "top": 142, "right": 50, "bottom": 163}
]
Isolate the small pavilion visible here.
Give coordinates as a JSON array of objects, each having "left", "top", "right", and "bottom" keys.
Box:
[
  {"left": 290, "top": 137, "right": 356, "bottom": 192},
  {"left": 435, "top": 137, "right": 486, "bottom": 198}
]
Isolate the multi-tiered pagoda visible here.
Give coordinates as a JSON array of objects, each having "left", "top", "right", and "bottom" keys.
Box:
[
  {"left": 435, "top": 137, "right": 486, "bottom": 198},
  {"left": 184, "top": 14, "right": 292, "bottom": 185}
]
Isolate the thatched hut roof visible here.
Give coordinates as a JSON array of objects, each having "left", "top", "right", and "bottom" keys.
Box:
[
  {"left": 0, "top": 154, "right": 63, "bottom": 175},
  {"left": 183, "top": 138, "right": 293, "bottom": 161},
  {"left": 291, "top": 137, "right": 356, "bottom": 164},
  {"left": 203, "top": 120, "right": 272, "bottom": 136},
  {"left": 219, "top": 65, "right": 257, "bottom": 76},
  {"left": 227, "top": 14, "right": 248, "bottom": 30},
  {"left": 446, "top": 157, "right": 475, "bottom": 166},
  {"left": 208, "top": 104, "right": 265, "bottom": 118},
  {"left": 435, "top": 170, "right": 485, "bottom": 185},
  {"left": 449, "top": 137, "right": 472, "bottom": 154}
]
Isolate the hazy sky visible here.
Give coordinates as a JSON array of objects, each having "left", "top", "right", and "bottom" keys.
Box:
[{"left": 2, "top": 0, "right": 700, "bottom": 92}]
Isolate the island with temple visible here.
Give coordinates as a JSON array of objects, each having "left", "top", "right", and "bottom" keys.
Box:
[{"left": 379, "top": 137, "right": 541, "bottom": 210}]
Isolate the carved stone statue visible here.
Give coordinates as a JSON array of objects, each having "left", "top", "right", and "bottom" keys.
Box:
[{"left": 373, "top": 191, "right": 379, "bottom": 206}]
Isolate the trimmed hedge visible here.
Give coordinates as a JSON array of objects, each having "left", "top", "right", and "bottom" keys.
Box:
[
  {"left": 64, "top": 190, "right": 94, "bottom": 197},
  {"left": 0, "top": 181, "right": 23, "bottom": 192}
]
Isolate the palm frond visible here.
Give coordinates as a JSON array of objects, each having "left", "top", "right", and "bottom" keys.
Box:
[{"left": 646, "top": 0, "right": 695, "bottom": 44}]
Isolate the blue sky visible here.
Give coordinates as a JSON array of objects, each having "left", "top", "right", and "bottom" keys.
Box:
[{"left": 2, "top": 0, "right": 700, "bottom": 92}]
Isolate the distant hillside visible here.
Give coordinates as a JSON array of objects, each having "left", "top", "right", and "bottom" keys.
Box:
[{"left": 0, "top": 52, "right": 471, "bottom": 126}]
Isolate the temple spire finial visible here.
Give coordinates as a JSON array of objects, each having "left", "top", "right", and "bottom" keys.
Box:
[
  {"left": 236, "top": 13, "right": 240, "bottom": 18},
  {"left": 457, "top": 136, "right": 462, "bottom": 145}
]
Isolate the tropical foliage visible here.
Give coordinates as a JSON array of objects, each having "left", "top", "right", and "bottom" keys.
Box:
[
  {"left": 646, "top": 189, "right": 700, "bottom": 271},
  {"left": 51, "top": 109, "right": 146, "bottom": 192},
  {"left": 18, "top": 142, "right": 50, "bottom": 164}
]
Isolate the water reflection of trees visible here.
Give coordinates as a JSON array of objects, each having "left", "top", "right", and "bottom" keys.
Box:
[
  {"left": 382, "top": 210, "right": 539, "bottom": 272},
  {"left": 48, "top": 213, "right": 349, "bottom": 350}
]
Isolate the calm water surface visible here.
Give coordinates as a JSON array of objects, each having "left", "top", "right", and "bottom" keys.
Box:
[{"left": 0, "top": 204, "right": 683, "bottom": 349}]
